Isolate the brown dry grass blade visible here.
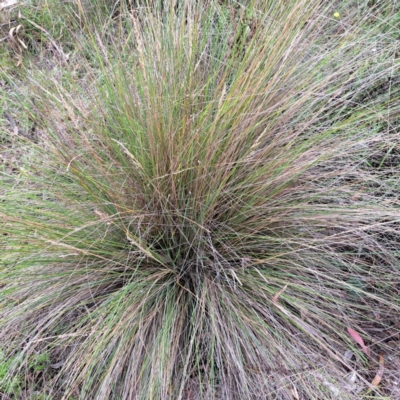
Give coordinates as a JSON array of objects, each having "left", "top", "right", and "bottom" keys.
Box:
[{"left": 273, "top": 284, "right": 288, "bottom": 304}]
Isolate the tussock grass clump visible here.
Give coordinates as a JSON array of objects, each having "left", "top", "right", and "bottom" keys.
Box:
[{"left": 1, "top": 1, "right": 400, "bottom": 399}]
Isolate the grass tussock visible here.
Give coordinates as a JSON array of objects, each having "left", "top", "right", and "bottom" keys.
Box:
[{"left": 1, "top": 0, "right": 400, "bottom": 399}]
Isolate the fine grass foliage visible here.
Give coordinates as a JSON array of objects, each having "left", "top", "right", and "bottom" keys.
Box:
[
  {"left": 0, "top": 347, "right": 51, "bottom": 398},
  {"left": 1, "top": 1, "right": 400, "bottom": 399},
  {"left": 0, "top": 349, "right": 22, "bottom": 397}
]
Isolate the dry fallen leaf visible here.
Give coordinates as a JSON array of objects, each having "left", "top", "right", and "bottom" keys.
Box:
[
  {"left": 370, "top": 353, "right": 384, "bottom": 387},
  {"left": 347, "top": 327, "right": 370, "bottom": 356}
]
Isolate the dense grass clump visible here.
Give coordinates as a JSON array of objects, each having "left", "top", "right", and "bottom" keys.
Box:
[{"left": 1, "top": 1, "right": 400, "bottom": 398}]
